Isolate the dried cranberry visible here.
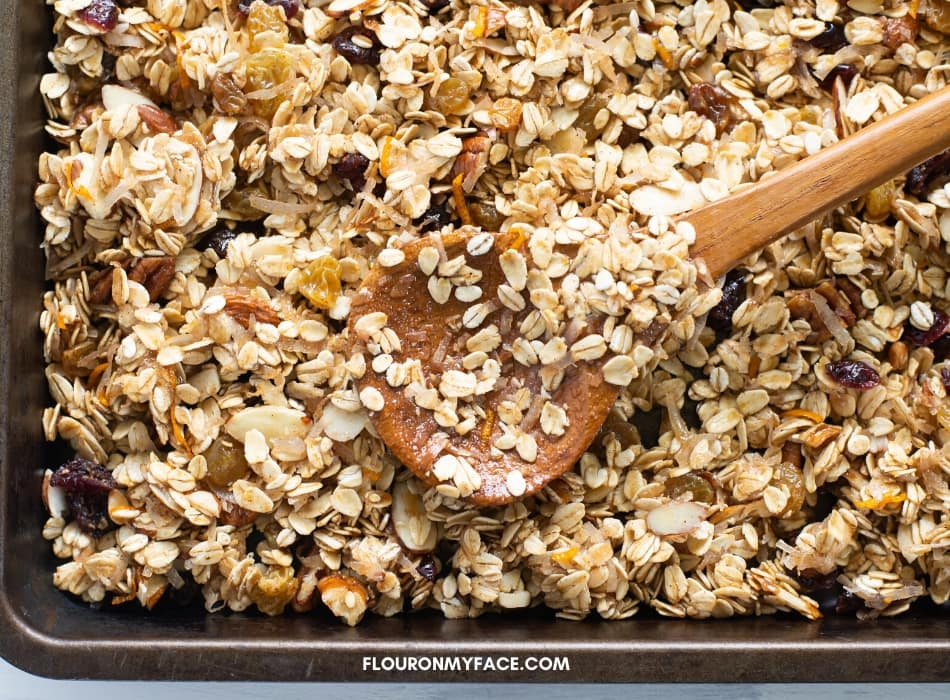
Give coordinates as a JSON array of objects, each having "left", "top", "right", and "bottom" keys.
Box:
[
  {"left": 796, "top": 568, "right": 838, "bottom": 592},
  {"left": 819, "top": 64, "right": 858, "bottom": 92},
  {"left": 826, "top": 359, "right": 881, "bottom": 390},
  {"left": 617, "top": 123, "right": 639, "bottom": 149},
  {"left": 333, "top": 152, "right": 370, "bottom": 191},
  {"left": 809, "top": 23, "right": 847, "bottom": 52},
  {"left": 416, "top": 555, "right": 438, "bottom": 581},
  {"left": 707, "top": 269, "right": 747, "bottom": 334},
  {"left": 906, "top": 148, "right": 950, "bottom": 197},
  {"left": 78, "top": 0, "right": 119, "bottom": 32},
  {"left": 200, "top": 227, "right": 240, "bottom": 259},
  {"left": 414, "top": 201, "right": 454, "bottom": 233},
  {"left": 903, "top": 309, "right": 949, "bottom": 347},
  {"left": 331, "top": 25, "right": 382, "bottom": 66},
  {"left": 49, "top": 458, "right": 118, "bottom": 534},
  {"left": 237, "top": 0, "right": 299, "bottom": 20}
]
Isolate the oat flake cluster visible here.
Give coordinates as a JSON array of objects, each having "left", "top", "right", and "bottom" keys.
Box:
[{"left": 36, "top": 0, "right": 950, "bottom": 625}]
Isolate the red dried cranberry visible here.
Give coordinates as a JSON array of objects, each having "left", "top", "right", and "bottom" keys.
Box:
[
  {"left": 906, "top": 148, "right": 950, "bottom": 197},
  {"left": 79, "top": 0, "right": 119, "bottom": 32},
  {"left": 49, "top": 458, "right": 118, "bottom": 534},
  {"left": 809, "top": 23, "right": 847, "bottom": 52},
  {"left": 826, "top": 359, "right": 881, "bottom": 390},
  {"left": 942, "top": 367, "right": 950, "bottom": 393},
  {"left": 237, "top": 0, "right": 299, "bottom": 19},
  {"left": 200, "top": 227, "right": 240, "bottom": 259},
  {"left": 414, "top": 200, "right": 454, "bottom": 233},
  {"left": 819, "top": 64, "right": 858, "bottom": 92},
  {"left": 707, "top": 269, "right": 747, "bottom": 334},
  {"left": 333, "top": 152, "right": 370, "bottom": 191},
  {"left": 903, "top": 309, "right": 949, "bottom": 347},
  {"left": 331, "top": 25, "right": 381, "bottom": 66}
]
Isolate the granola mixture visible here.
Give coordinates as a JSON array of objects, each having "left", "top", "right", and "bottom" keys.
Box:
[{"left": 36, "top": 0, "right": 950, "bottom": 624}]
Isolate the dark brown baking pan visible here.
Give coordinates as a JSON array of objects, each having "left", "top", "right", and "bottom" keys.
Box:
[{"left": 2, "top": 0, "right": 950, "bottom": 682}]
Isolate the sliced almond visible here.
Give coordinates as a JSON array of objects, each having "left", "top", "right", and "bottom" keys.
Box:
[
  {"left": 320, "top": 403, "right": 369, "bottom": 442},
  {"left": 391, "top": 481, "right": 437, "bottom": 553},
  {"left": 101, "top": 84, "right": 157, "bottom": 112},
  {"left": 646, "top": 501, "right": 708, "bottom": 537},
  {"left": 225, "top": 405, "right": 312, "bottom": 443},
  {"left": 42, "top": 469, "right": 69, "bottom": 520}
]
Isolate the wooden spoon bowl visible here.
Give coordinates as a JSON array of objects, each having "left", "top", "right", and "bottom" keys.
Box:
[{"left": 347, "top": 86, "right": 950, "bottom": 505}]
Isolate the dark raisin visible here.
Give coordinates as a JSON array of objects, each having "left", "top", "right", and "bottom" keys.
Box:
[
  {"left": 211, "top": 73, "right": 247, "bottom": 115},
  {"left": 664, "top": 472, "right": 715, "bottom": 503},
  {"left": 49, "top": 457, "right": 118, "bottom": 534},
  {"left": 422, "top": 0, "right": 449, "bottom": 13},
  {"left": 835, "top": 589, "right": 865, "bottom": 615},
  {"left": 414, "top": 201, "right": 454, "bottom": 232},
  {"left": 809, "top": 23, "right": 847, "bottom": 52},
  {"left": 707, "top": 269, "right": 747, "bottom": 334},
  {"left": 200, "top": 227, "right": 240, "bottom": 259},
  {"left": 331, "top": 25, "right": 381, "bottom": 66},
  {"left": 942, "top": 367, "right": 950, "bottom": 393},
  {"left": 687, "top": 83, "right": 734, "bottom": 134},
  {"left": 906, "top": 148, "right": 950, "bottom": 197},
  {"left": 416, "top": 555, "right": 438, "bottom": 581},
  {"left": 237, "top": 0, "right": 299, "bottom": 20},
  {"left": 933, "top": 335, "right": 950, "bottom": 363},
  {"left": 734, "top": 0, "right": 776, "bottom": 8},
  {"left": 826, "top": 359, "right": 881, "bottom": 390},
  {"left": 469, "top": 201, "right": 505, "bottom": 231},
  {"left": 617, "top": 123, "right": 638, "bottom": 149},
  {"left": 333, "top": 152, "right": 370, "bottom": 191},
  {"left": 78, "top": 0, "right": 118, "bottom": 32},
  {"left": 903, "top": 309, "right": 949, "bottom": 347},
  {"left": 819, "top": 63, "right": 858, "bottom": 92},
  {"left": 796, "top": 567, "right": 838, "bottom": 592}
]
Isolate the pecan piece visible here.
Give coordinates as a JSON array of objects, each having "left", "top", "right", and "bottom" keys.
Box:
[
  {"left": 451, "top": 132, "right": 491, "bottom": 191},
  {"left": 87, "top": 266, "right": 116, "bottom": 305},
  {"left": 222, "top": 290, "right": 281, "bottom": 327},
  {"left": 128, "top": 256, "right": 177, "bottom": 301},
  {"left": 882, "top": 16, "right": 918, "bottom": 51},
  {"left": 137, "top": 104, "right": 177, "bottom": 134}
]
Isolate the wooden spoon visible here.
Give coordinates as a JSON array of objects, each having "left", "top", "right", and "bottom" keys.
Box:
[{"left": 347, "top": 86, "right": 950, "bottom": 505}]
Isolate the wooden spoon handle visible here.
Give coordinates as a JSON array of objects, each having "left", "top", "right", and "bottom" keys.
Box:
[{"left": 687, "top": 85, "right": 950, "bottom": 279}]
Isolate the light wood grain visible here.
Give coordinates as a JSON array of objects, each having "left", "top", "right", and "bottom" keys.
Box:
[{"left": 687, "top": 85, "right": 950, "bottom": 278}]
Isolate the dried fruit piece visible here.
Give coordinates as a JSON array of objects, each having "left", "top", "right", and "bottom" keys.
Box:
[
  {"left": 49, "top": 458, "right": 118, "bottom": 534},
  {"left": 431, "top": 77, "right": 472, "bottom": 115},
  {"left": 707, "top": 269, "right": 746, "bottom": 334},
  {"left": 819, "top": 64, "right": 858, "bottom": 92},
  {"left": 903, "top": 309, "right": 949, "bottom": 347},
  {"left": 78, "top": 0, "right": 118, "bottom": 33},
  {"left": 771, "top": 459, "right": 806, "bottom": 515},
  {"left": 237, "top": 0, "right": 300, "bottom": 20},
  {"left": 211, "top": 73, "right": 247, "bottom": 115},
  {"left": 809, "top": 23, "right": 847, "bottom": 52},
  {"left": 905, "top": 148, "right": 950, "bottom": 197},
  {"left": 688, "top": 83, "right": 735, "bottom": 134},
  {"left": 469, "top": 201, "right": 505, "bottom": 231},
  {"left": 600, "top": 407, "right": 640, "bottom": 449},
  {"left": 200, "top": 227, "right": 240, "bottom": 259},
  {"left": 299, "top": 255, "right": 342, "bottom": 310},
  {"left": 864, "top": 180, "right": 896, "bottom": 219},
  {"left": 921, "top": 0, "right": 950, "bottom": 33},
  {"left": 331, "top": 25, "right": 381, "bottom": 66},
  {"left": 414, "top": 200, "right": 454, "bottom": 232},
  {"left": 826, "top": 359, "right": 881, "bottom": 390},
  {"left": 244, "top": 48, "right": 294, "bottom": 117},
  {"left": 452, "top": 132, "right": 491, "bottom": 190},
  {"left": 250, "top": 565, "right": 299, "bottom": 616},
  {"left": 489, "top": 97, "right": 522, "bottom": 132},
  {"left": 416, "top": 555, "right": 438, "bottom": 581},
  {"left": 128, "top": 256, "right": 176, "bottom": 302},
  {"left": 246, "top": 0, "right": 290, "bottom": 50},
  {"left": 333, "top": 152, "right": 370, "bottom": 191},
  {"left": 664, "top": 472, "right": 715, "bottom": 504},
  {"left": 575, "top": 94, "right": 609, "bottom": 139},
  {"left": 882, "top": 16, "right": 918, "bottom": 51},
  {"left": 941, "top": 367, "right": 950, "bottom": 393}
]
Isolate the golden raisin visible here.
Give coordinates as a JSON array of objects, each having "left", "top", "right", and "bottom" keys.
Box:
[
  {"left": 664, "top": 472, "right": 715, "bottom": 504},
  {"left": 922, "top": 0, "right": 950, "bottom": 33},
  {"left": 600, "top": 408, "right": 639, "bottom": 450},
  {"left": 771, "top": 460, "right": 806, "bottom": 515},
  {"left": 247, "top": 1, "right": 289, "bottom": 51},
  {"left": 575, "top": 94, "right": 609, "bottom": 139},
  {"left": 432, "top": 77, "right": 471, "bottom": 115},
  {"left": 864, "top": 180, "right": 895, "bottom": 220},
  {"left": 204, "top": 435, "right": 250, "bottom": 487},
  {"left": 244, "top": 48, "right": 293, "bottom": 117},
  {"left": 489, "top": 97, "right": 522, "bottom": 131},
  {"left": 299, "top": 255, "right": 342, "bottom": 310},
  {"left": 469, "top": 201, "right": 505, "bottom": 231}
]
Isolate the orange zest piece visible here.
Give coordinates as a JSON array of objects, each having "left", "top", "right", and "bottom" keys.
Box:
[
  {"left": 479, "top": 407, "right": 495, "bottom": 444},
  {"left": 170, "top": 405, "right": 192, "bottom": 457},
  {"left": 452, "top": 173, "right": 473, "bottom": 226},
  {"left": 379, "top": 136, "right": 395, "bottom": 178},
  {"left": 173, "top": 31, "right": 191, "bottom": 90},
  {"left": 782, "top": 408, "right": 824, "bottom": 423},
  {"left": 472, "top": 6, "right": 488, "bottom": 38},
  {"left": 909, "top": 0, "right": 920, "bottom": 19},
  {"left": 551, "top": 546, "right": 579, "bottom": 566},
  {"left": 854, "top": 492, "right": 906, "bottom": 510},
  {"left": 653, "top": 38, "right": 675, "bottom": 70},
  {"left": 86, "top": 361, "right": 110, "bottom": 390}
]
